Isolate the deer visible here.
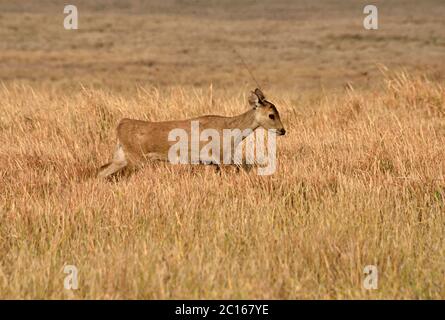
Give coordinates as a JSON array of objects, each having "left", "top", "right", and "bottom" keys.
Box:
[{"left": 97, "top": 88, "right": 286, "bottom": 178}]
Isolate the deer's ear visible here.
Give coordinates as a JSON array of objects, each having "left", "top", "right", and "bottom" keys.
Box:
[
  {"left": 254, "top": 88, "right": 265, "bottom": 101},
  {"left": 248, "top": 88, "right": 265, "bottom": 109}
]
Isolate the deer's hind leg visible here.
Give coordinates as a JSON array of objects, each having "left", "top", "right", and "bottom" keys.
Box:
[{"left": 98, "top": 142, "right": 128, "bottom": 178}]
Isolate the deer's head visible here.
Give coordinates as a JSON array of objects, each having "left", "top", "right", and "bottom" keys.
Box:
[{"left": 249, "top": 88, "right": 286, "bottom": 135}]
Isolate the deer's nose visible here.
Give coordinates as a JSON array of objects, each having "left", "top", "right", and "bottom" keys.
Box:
[{"left": 278, "top": 128, "right": 286, "bottom": 135}]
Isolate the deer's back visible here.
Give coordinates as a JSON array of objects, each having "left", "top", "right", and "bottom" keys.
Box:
[{"left": 116, "top": 116, "right": 230, "bottom": 158}]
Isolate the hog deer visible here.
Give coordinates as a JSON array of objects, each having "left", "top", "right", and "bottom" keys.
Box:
[{"left": 98, "top": 88, "right": 285, "bottom": 178}]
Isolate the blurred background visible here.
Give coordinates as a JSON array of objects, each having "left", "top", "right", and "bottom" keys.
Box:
[{"left": 1, "top": 0, "right": 444, "bottom": 92}]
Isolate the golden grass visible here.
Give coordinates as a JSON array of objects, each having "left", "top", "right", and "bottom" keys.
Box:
[{"left": 0, "top": 71, "right": 444, "bottom": 299}]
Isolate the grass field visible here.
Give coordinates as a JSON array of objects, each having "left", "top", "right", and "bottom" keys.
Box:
[{"left": 0, "top": 0, "right": 444, "bottom": 299}]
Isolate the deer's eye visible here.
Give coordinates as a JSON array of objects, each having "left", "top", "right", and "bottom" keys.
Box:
[{"left": 269, "top": 114, "right": 275, "bottom": 120}]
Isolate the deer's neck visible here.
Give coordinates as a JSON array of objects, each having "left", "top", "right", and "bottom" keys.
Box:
[{"left": 226, "top": 109, "right": 259, "bottom": 133}]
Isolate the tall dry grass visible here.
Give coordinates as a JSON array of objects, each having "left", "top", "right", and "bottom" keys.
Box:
[{"left": 0, "top": 72, "right": 444, "bottom": 299}]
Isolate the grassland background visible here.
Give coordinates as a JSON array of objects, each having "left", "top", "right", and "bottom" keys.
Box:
[{"left": 0, "top": 0, "right": 444, "bottom": 299}]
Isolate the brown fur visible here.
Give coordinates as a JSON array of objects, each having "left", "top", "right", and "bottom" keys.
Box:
[{"left": 98, "top": 89, "right": 285, "bottom": 177}]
